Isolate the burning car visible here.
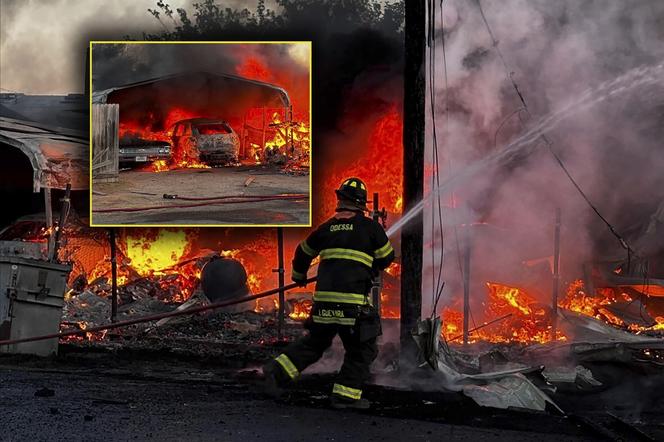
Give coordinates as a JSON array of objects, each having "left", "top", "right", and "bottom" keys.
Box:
[
  {"left": 119, "top": 137, "right": 171, "bottom": 167},
  {"left": 171, "top": 118, "right": 240, "bottom": 166}
]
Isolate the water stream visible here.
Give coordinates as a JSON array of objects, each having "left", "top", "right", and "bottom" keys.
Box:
[{"left": 386, "top": 61, "right": 664, "bottom": 239}]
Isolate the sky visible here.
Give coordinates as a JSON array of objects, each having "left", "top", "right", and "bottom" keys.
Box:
[{"left": 0, "top": 0, "right": 268, "bottom": 94}]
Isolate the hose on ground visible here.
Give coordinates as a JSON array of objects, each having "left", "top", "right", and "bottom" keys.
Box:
[
  {"left": 162, "top": 193, "right": 308, "bottom": 201},
  {"left": 92, "top": 194, "right": 309, "bottom": 213}
]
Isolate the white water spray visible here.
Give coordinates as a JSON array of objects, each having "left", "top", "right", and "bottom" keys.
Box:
[{"left": 386, "top": 61, "right": 664, "bottom": 239}]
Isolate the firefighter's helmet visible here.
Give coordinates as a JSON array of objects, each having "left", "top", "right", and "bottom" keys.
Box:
[{"left": 335, "top": 177, "right": 368, "bottom": 207}]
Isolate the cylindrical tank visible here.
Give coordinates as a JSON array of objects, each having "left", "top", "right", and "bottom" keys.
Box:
[{"left": 200, "top": 256, "right": 249, "bottom": 303}]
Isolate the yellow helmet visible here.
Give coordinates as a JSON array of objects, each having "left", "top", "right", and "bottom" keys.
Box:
[{"left": 335, "top": 177, "right": 368, "bottom": 207}]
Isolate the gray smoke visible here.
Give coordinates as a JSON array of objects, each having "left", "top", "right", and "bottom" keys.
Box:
[
  {"left": 0, "top": 0, "right": 270, "bottom": 94},
  {"left": 421, "top": 0, "right": 664, "bottom": 317},
  {"left": 92, "top": 42, "right": 308, "bottom": 91}
]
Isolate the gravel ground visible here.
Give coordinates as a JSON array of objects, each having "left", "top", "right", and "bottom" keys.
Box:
[
  {"left": 0, "top": 367, "right": 593, "bottom": 442},
  {"left": 91, "top": 166, "right": 310, "bottom": 226}
]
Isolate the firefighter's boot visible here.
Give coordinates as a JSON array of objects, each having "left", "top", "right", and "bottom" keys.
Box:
[
  {"left": 262, "top": 361, "right": 285, "bottom": 398},
  {"left": 330, "top": 395, "right": 371, "bottom": 410}
]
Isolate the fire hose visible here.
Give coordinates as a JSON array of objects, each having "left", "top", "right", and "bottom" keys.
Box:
[
  {"left": 0, "top": 277, "right": 316, "bottom": 347},
  {"left": 92, "top": 193, "right": 309, "bottom": 213}
]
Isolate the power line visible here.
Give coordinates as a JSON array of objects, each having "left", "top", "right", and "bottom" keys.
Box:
[
  {"left": 427, "top": 0, "right": 447, "bottom": 315},
  {"left": 474, "top": 0, "right": 638, "bottom": 262}
]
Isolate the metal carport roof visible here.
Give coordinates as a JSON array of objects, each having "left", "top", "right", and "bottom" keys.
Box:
[{"left": 0, "top": 117, "right": 88, "bottom": 192}]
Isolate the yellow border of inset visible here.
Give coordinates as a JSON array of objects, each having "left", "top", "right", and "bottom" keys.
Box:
[{"left": 89, "top": 40, "right": 312, "bottom": 228}]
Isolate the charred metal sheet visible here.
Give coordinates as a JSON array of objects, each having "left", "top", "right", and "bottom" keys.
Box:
[
  {"left": 604, "top": 299, "right": 656, "bottom": 328},
  {"left": 0, "top": 117, "right": 88, "bottom": 192},
  {"left": 92, "top": 71, "right": 291, "bottom": 113},
  {"left": 432, "top": 345, "right": 535, "bottom": 393},
  {"left": 558, "top": 309, "right": 661, "bottom": 343},
  {"left": 541, "top": 365, "right": 602, "bottom": 389},
  {"left": 0, "top": 241, "right": 46, "bottom": 261},
  {"left": 412, "top": 317, "right": 442, "bottom": 370},
  {"left": 462, "top": 373, "right": 563, "bottom": 413}
]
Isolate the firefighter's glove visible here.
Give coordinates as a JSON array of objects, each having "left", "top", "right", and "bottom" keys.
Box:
[{"left": 291, "top": 274, "right": 308, "bottom": 287}]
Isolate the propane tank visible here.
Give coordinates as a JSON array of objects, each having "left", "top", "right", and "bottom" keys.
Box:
[{"left": 200, "top": 256, "right": 249, "bottom": 303}]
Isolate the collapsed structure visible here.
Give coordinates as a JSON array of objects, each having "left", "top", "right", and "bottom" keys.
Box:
[
  {"left": 0, "top": 117, "right": 88, "bottom": 355},
  {"left": 92, "top": 70, "right": 309, "bottom": 179},
  {"left": 0, "top": 3, "right": 662, "bottom": 437}
]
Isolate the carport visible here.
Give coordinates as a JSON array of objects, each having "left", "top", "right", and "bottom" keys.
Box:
[
  {"left": 0, "top": 117, "right": 88, "bottom": 249},
  {"left": 91, "top": 71, "right": 292, "bottom": 180}
]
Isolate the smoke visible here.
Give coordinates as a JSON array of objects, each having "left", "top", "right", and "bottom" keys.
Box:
[
  {"left": 91, "top": 42, "right": 309, "bottom": 91},
  {"left": 0, "top": 0, "right": 273, "bottom": 94},
  {"left": 421, "top": 0, "right": 664, "bottom": 317}
]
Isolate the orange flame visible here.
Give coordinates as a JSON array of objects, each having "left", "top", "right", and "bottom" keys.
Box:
[
  {"left": 322, "top": 106, "right": 403, "bottom": 218},
  {"left": 441, "top": 279, "right": 664, "bottom": 344},
  {"left": 289, "top": 298, "right": 313, "bottom": 321}
]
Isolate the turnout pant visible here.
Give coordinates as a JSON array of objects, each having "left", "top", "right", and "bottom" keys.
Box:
[{"left": 273, "top": 311, "right": 380, "bottom": 400}]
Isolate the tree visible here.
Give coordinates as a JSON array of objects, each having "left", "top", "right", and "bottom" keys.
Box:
[{"left": 144, "top": 0, "right": 404, "bottom": 40}]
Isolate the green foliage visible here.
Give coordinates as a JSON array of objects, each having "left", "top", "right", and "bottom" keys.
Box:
[{"left": 144, "top": 0, "right": 404, "bottom": 39}]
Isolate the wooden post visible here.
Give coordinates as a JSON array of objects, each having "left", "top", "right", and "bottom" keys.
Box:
[
  {"left": 240, "top": 113, "right": 247, "bottom": 159},
  {"left": 91, "top": 104, "right": 119, "bottom": 183},
  {"left": 551, "top": 208, "right": 561, "bottom": 340},
  {"left": 288, "top": 106, "right": 294, "bottom": 157},
  {"left": 44, "top": 187, "right": 54, "bottom": 260},
  {"left": 50, "top": 184, "right": 71, "bottom": 263},
  {"left": 109, "top": 228, "right": 118, "bottom": 323},
  {"left": 400, "top": 0, "right": 426, "bottom": 357},
  {"left": 462, "top": 223, "right": 472, "bottom": 345},
  {"left": 261, "top": 107, "right": 267, "bottom": 152}
]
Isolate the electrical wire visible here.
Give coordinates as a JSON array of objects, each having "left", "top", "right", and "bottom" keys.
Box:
[
  {"left": 429, "top": 0, "right": 449, "bottom": 317},
  {"left": 474, "top": 0, "right": 640, "bottom": 263},
  {"left": 475, "top": 0, "right": 652, "bottom": 328},
  {"left": 427, "top": 0, "right": 447, "bottom": 316}
]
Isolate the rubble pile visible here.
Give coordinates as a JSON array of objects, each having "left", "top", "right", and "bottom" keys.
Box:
[{"left": 60, "top": 273, "right": 308, "bottom": 360}]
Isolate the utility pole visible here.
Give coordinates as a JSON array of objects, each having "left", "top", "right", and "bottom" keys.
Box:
[{"left": 400, "top": 0, "right": 426, "bottom": 358}]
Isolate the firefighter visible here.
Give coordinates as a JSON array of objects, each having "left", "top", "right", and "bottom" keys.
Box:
[{"left": 263, "top": 177, "right": 395, "bottom": 409}]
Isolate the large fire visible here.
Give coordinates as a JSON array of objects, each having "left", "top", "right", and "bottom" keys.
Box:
[
  {"left": 321, "top": 106, "right": 404, "bottom": 218},
  {"left": 440, "top": 280, "right": 664, "bottom": 344},
  {"left": 124, "top": 229, "right": 192, "bottom": 276},
  {"left": 29, "top": 70, "right": 664, "bottom": 348},
  {"left": 61, "top": 221, "right": 661, "bottom": 345},
  {"left": 55, "top": 155, "right": 397, "bottom": 331},
  {"left": 115, "top": 52, "right": 311, "bottom": 172},
  {"left": 248, "top": 111, "right": 310, "bottom": 169},
  {"left": 234, "top": 53, "right": 311, "bottom": 170},
  {"left": 20, "top": 213, "right": 664, "bottom": 346},
  {"left": 119, "top": 106, "right": 212, "bottom": 170},
  {"left": 235, "top": 54, "right": 309, "bottom": 122},
  {"left": 82, "top": 229, "right": 204, "bottom": 304}
]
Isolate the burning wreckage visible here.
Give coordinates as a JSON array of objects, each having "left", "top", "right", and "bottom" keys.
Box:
[
  {"left": 2, "top": 95, "right": 664, "bottom": 435},
  {"left": 2, "top": 181, "right": 664, "bottom": 416},
  {"left": 2, "top": 41, "right": 664, "bottom": 442},
  {"left": 89, "top": 68, "right": 311, "bottom": 225},
  {"left": 92, "top": 71, "right": 310, "bottom": 174},
  {"left": 2, "top": 81, "right": 664, "bottom": 438}
]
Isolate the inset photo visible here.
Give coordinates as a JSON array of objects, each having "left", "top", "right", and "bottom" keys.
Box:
[{"left": 90, "top": 41, "right": 311, "bottom": 227}]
